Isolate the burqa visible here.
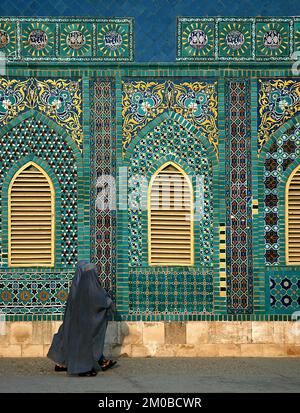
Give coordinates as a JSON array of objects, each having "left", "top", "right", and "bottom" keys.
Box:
[{"left": 47, "top": 261, "right": 114, "bottom": 375}]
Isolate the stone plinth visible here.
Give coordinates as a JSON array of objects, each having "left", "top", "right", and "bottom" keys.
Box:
[{"left": 0, "top": 321, "right": 299, "bottom": 357}]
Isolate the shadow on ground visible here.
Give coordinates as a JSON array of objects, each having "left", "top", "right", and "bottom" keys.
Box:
[{"left": 0, "top": 357, "right": 299, "bottom": 393}]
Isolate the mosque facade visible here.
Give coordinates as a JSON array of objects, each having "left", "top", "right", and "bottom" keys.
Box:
[{"left": 0, "top": 17, "right": 300, "bottom": 356}]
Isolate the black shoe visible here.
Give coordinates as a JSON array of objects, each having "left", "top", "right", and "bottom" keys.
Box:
[
  {"left": 100, "top": 359, "right": 117, "bottom": 371},
  {"left": 55, "top": 364, "right": 67, "bottom": 372},
  {"left": 78, "top": 369, "right": 98, "bottom": 377}
]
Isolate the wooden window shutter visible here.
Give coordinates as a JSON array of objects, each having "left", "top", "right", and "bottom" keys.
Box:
[
  {"left": 8, "top": 162, "right": 55, "bottom": 267},
  {"left": 148, "top": 162, "right": 194, "bottom": 266},
  {"left": 286, "top": 164, "right": 300, "bottom": 265}
]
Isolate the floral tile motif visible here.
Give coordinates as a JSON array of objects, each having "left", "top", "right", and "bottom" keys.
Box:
[
  {"left": 122, "top": 78, "right": 218, "bottom": 156},
  {"left": 0, "top": 77, "right": 83, "bottom": 150},
  {"left": 258, "top": 79, "right": 300, "bottom": 154},
  {"left": 21, "top": 21, "right": 55, "bottom": 58}
]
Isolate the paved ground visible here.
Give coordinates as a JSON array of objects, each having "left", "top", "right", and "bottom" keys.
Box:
[{"left": 0, "top": 357, "right": 299, "bottom": 393}]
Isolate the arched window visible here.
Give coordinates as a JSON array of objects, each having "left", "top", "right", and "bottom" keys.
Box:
[
  {"left": 286, "top": 164, "right": 300, "bottom": 265},
  {"left": 8, "top": 162, "right": 55, "bottom": 267},
  {"left": 148, "top": 162, "right": 194, "bottom": 266}
]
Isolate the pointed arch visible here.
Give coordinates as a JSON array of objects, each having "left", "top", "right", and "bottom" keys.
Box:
[
  {"left": 285, "top": 163, "right": 300, "bottom": 265},
  {"left": 8, "top": 161, "right": 55, "bottom": 267},
  {"left": 148, "top": 160, "right": 194, "bottom": 266},
  {"left": 124, "top": 111, "right": 217, "bottom": 164},
  {"left": 0, "top": 110, "right": 82, "bottom": 163}
]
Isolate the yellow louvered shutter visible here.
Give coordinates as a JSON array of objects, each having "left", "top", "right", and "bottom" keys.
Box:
[
  {"left": 8, "top": 162, "right": 55, "bottom": 267},
  {"left": 286, "top": 165, "right": 300, "bottom": 265},
  {"left": 148, "top": 163, "right": 194, "bottom": 266}
]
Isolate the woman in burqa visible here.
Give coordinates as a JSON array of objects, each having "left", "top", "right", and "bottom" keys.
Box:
[{"left": 47, "top": 261, "right": 116, "bottom": 376}]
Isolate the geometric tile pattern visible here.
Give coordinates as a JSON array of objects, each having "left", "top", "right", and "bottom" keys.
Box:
[
  {"left": 90, "top": 78, "right": 116, "bottom": 298},
  {"left": 0, "top": 17, "right": 134, "bottom": 62},
  {"left": 129, "top": 267, "right": 213, "bottom": 315},
  {"left": 122, "top": 78, "right": 218, "bottom": 155},
  {"left": 258, "top": 78, "right": 300, "bottom": 154},
  {"left": 128, "top": 118, "right": 213, "bottom": 268},
  {"left": 264, "top": 124, "right": 300, "bottom": 265},
  {"left": 269, "top": 271, "right": 300, "bottom": 313},
  {"left": 177, "top": 17, "right": 295, "bottom": 61},
  {"left": 0, "top": 77, "right": 83, "bottom": 150},
  {"left": 0, "top": 117, "right": 78, "bottom": 267},
  {"left": 0, "top": 272, "right": 74, "bottom": 315},
  {"left": 225, "top": 79, "right": 253, "bottom": 314}
]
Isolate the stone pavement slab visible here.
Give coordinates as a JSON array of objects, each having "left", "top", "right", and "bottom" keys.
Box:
[{"left": 0, "top": 358, "right": 299, "bottom": 393}]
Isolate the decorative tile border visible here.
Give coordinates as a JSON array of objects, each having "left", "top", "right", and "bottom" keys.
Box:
[
  {"left": 225, "top": 79, "right": 253, "bottom": 314},
  {"left": 90, "top": 78, "right": 116, "bottom": 298},
  {"left": 177, "top": 17, "right": 297, "bottom": 61},
  {"left": 0, "top": 17, "right": 134, "bottom": 62},
  {"left": 0, "top": 272, "right": 73, "bottom": 315}
]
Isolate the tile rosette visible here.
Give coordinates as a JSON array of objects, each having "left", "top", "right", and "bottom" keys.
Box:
[
  {"left": 21, "top": 21, "right": 55, "bottom": 58},
  {"left": 177, "top": 18, "right": 215, "bottom": 60},
  {"left": 0, "top": 17, "right": 134, "bottom": 62}
]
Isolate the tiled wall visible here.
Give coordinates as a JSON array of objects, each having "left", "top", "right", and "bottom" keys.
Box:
[{"left": 0, "top": 16, "right": 299, "bottom": 321}]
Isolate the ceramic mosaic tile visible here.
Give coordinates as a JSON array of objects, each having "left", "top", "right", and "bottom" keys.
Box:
[
  {"left": 0, "top": 271, "right": 74, "bottom": 315},
  {"left": 0, "top": 11, "right": 299, "bottom": 320},
  {"left": 177, "top": 17, "right": 298, "bottom": 61},
  {"left": 129, "top": 267, "right": 213, "bottom": 315},
  {"left": 122, "top": 78, "right": 218, "bottom": 156},
  {"left": 225, "top": 79, "right": 253, "bottom": 314},
  {"left": 0, "top": 116, "right": 78, "bottom": 268},
  {"left": 127, "top": 117, "right": 213, "bottom": 269},
  {"left": 0, "top": 17, "right": 134, "bottom": 62},
  {"left": 269, "top": 270, "right": 300, "bottom": 313},
  {"left": 90, "top": 78, "right": 116, "bottom": 298}
]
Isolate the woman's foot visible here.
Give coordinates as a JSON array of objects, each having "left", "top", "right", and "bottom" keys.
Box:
[
  {"left": 55, "top": 364, "right": 67, "bottom": 372},
  {"left": 78, "top": 369, "right": 98, "bottom": 377},
  {"left": 100, "top": 358, "right": 117, "bottom": 371}
]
